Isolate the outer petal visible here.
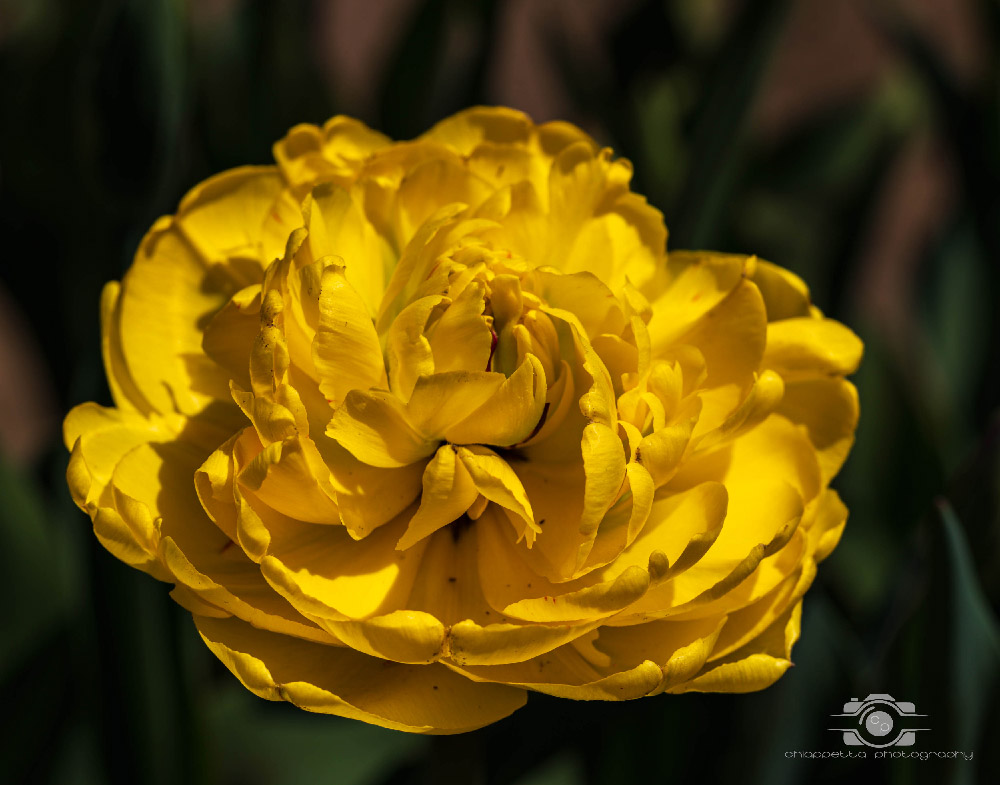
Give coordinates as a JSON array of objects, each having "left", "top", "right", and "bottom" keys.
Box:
[
  {"left": 116, "top": 168, "right": 287, "bottom": 424},
  {"left": 673, "top": 278, "right": 767, "bottom": 394},
  {"left": 446, "top": 619, "right": 605, "bottom": 667},
  {"left": 447, "top": 641, "right": 663, "bottom": 701},
  {"left": 421, "top": 107, "right": 534, "bottom": 153},
  {"left": 617, "top": 414, "right": 820, "bottom": 621},
  {"left": 671, "top": 651, "right": 793, "bottom": 694},
  {"left": 763, "top": 318, "right": 864, "bottom": 378},
  {"left": 64, "top": 402, "right": 172, "bottom": 509},
  {"left": 644, "top": 252, "right": 749, "bottom": 350},
  {"left": 777, "top": 378, "right": 859, "bottom": 483},
  {"left": 115, "top": 440, "right": 332, "bottom": 642},
  {"left": 273, "top": 117, "right": 390, "bottom": 191},
  {"left": 667, "top": 601, "right": 801, "bottom": 694},
  {"left": 100, "top": 282, "right": 150, "bottom": 414},
  {"left": 594, "top": 617, "right": 727, "bottom": 695},
  {"left": 749, "top": 259, "right": 813, "bottom": 320},
  {"left": 196, "top": 615, "right": 526, "bottom": 734},
  {"left": 175, "top": 167, "right": 289, "bottom": 266}
]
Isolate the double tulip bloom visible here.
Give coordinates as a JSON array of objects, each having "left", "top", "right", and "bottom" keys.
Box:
[{"left": 65, "top": 107, "right": 861, "bottom": 733}]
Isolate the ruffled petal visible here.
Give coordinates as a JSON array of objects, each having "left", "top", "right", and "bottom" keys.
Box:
[
  {"left": 447, "top": 641, "right": 663, "bottom": 701},
  {"left": 196, "top": 615, "right": 526, "bottom": 733},
  {"left": 114, "top": 167, "right": 287, "bottom": 429},
  {"left": 273, "top": 117, "right": 390, "bottom": 191},
  {"left": 763, "top": 318, "right": 864, "bottom": 379},
  {"left": 103, "top": 434, "right": 330, "bottom": 641},
  {"left": 63, "top": 402, "right": 172, "bottom": 509},
  {"left": 668, "top": 602, "right": 801, "bottom": 694}
]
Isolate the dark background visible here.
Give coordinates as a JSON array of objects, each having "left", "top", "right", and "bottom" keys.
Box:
[{"left": 1, "top": 1, "right": 999, "bottom": 783}]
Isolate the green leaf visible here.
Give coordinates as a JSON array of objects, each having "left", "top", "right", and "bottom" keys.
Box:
[{"left": 937, "top": 499, "right": 1000, "bottom": 753}]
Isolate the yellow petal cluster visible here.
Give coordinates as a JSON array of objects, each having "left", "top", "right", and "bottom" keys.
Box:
[{"left": 65, "top": 107, "right": 861, "bottom": 733}]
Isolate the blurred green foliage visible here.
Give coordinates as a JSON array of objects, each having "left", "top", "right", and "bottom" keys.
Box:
[{"left": 1, "top": 0, "right": 998, "bottom": 783}]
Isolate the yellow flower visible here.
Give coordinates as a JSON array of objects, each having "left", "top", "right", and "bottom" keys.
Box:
[{"left": 64, "top": 107, "right": 861, "bottom": 734}]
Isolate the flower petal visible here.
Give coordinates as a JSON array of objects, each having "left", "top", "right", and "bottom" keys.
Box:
[
  {"left": 668, "top": 602, "right": 801, "bottom": 694},
  {"left": 777, "top": 378, "right": 859, "bottom": 483},
  {"left": 421, "top": 107, "right": 534, "bottom": 153},
  {"left": 196, "top": 615, "right": 526, "bottom": 733},
  {"left": 428, "top": 280, "right": 492, "bottom": 373},
  {"left": 763, "top": 318, "right": 864, "bottom": 379},
  {"left": 396, "top": 446, "right": 479, "bottom": 550},
  {"left": 456, "top": 447, "right": 535, "bottom": 537},
  {"left": 669, "top": 652, "right": 792, "bottom": 694},
  {"left": 477, "top": 509, "right": 650, "bottom": 623},
  {"left": 237, "top": 435, "right": 341, "bottom": 525},
  {"left": 749, "top": 259, "right": 813, "bottom": 321},
  {"left": 99, "top": 282, "right": 150, "bottom": 414},
  {"left": 108, "top": 437, "right": 330, "bottom": 642},
  {"left": 327, "top": 389, "right": 436, "bottom": 468},
  {"left": 405, "top": 371, "right": 505, "bottom": 439},
  {"left": 176, "top": 166, "right": 289, "bottom": 266},
  {"left": 597, "top": 617, "right": 728, "bottom": 695},
  {"left": 386, "top": 294, "right": 448, "bottom": 401},
  {"left": 645, "top": 251, "right": 749, "bottom": 350},
  {"left": 313, "top": 264, "right": 387, "bottom": 406},
  {"left": 442, "top": 354, "right": 547, "bottom": 447},
  {"left": 63, "top": 402, "right": 171, "bottom": 509},
  {"left": 448, "top": 643, "right": 663, "bottom": 701},
  {"left": 446, "top": 618, "right": 604, "bottom": 667},
  {"left": 259, "top": 515, "right": 428, "bottom": 620},
  {"left": 326, "top": 446, "right": 425, "bottom": 539},
  {"left": 304, "top": 184, "right": 390, "bottom": 315}
]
